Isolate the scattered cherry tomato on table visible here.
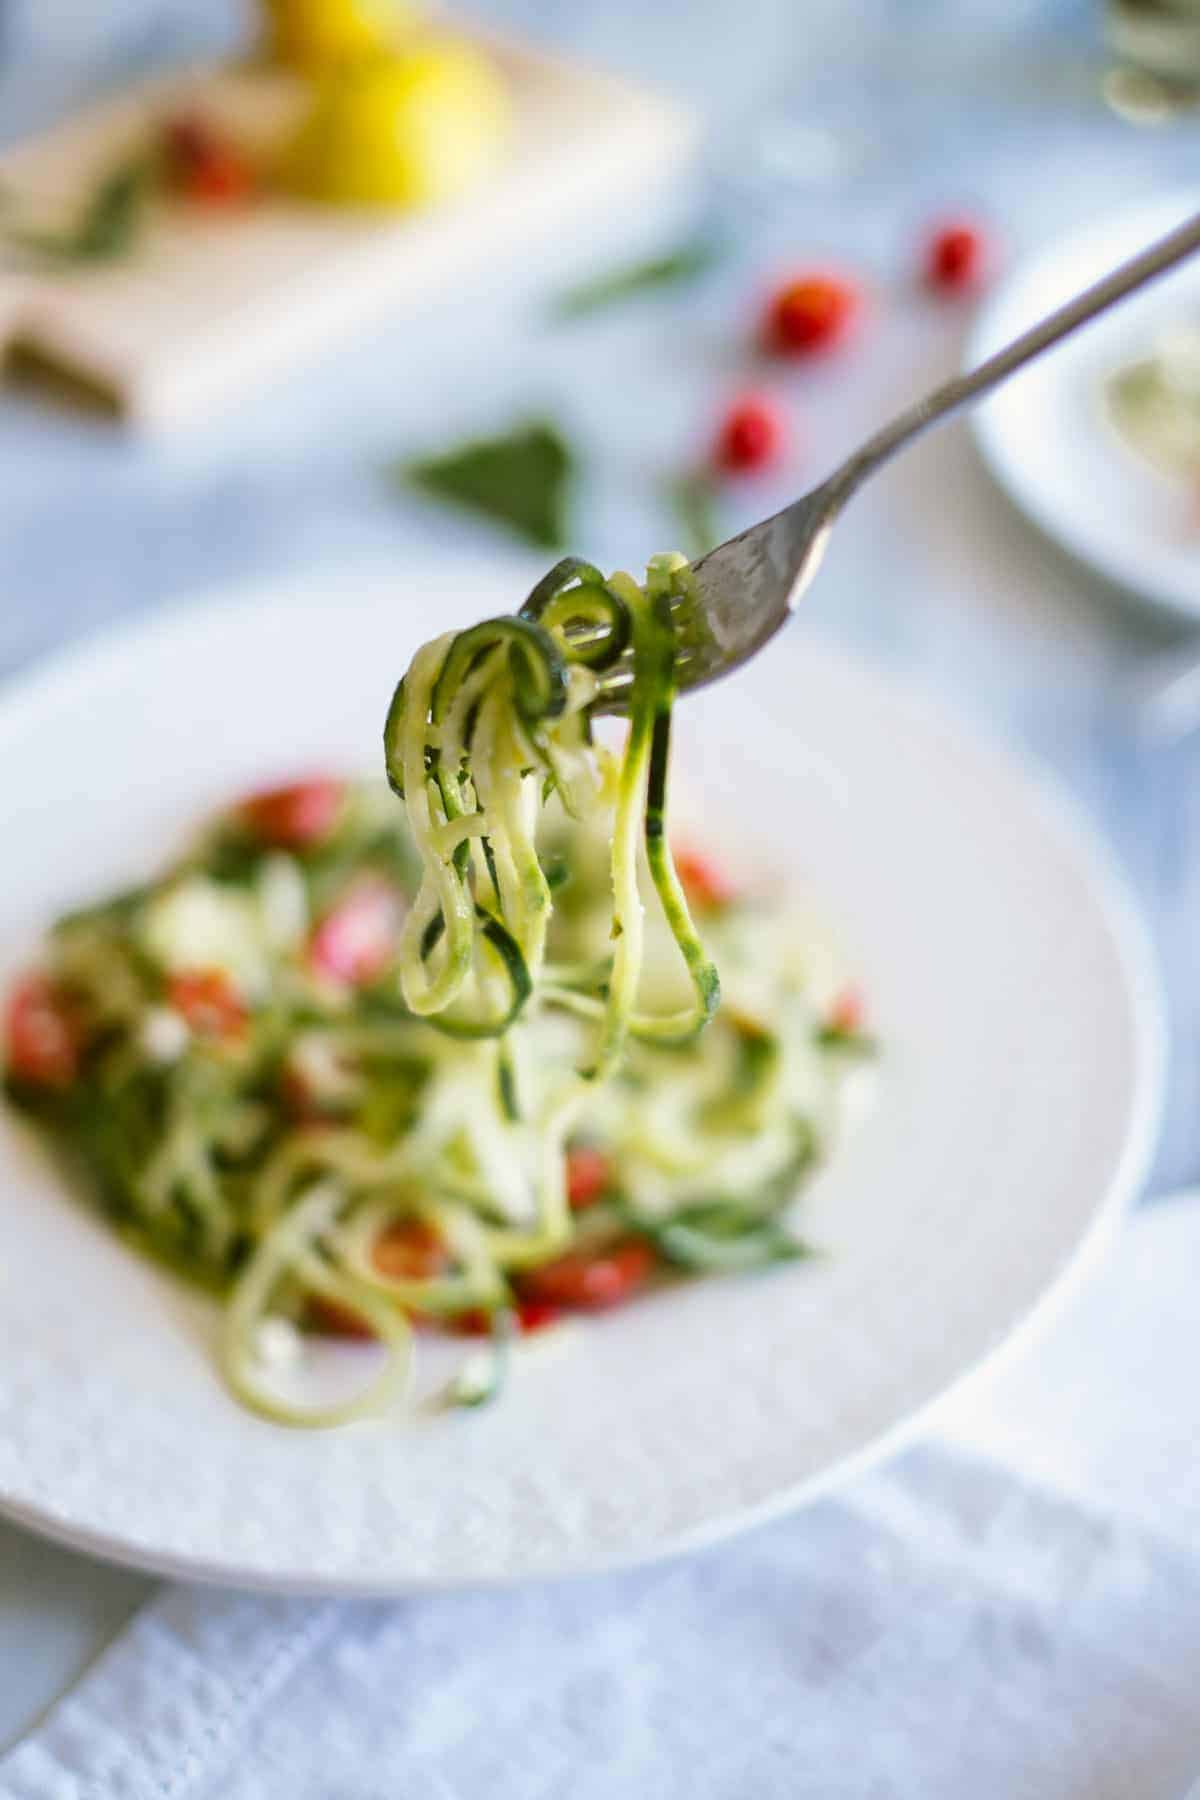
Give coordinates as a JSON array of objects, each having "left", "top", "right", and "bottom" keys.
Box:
[
  {"left": 761, "top": 272, "right": 862, "bottom": 358},
  {"left": 3, "top": 976, "right": 81, "bottom": 1087},
  {"left": 167, "top": 969, "right": 248, "bottom": 1041},
  {"left": 516, "top": 1238, "right": 656, "bottom": 1311},
  {"left": 238, "top": 777, "right": 345, "bottom": 849},
  {"left": 161, "top": 113, "right": 256, "bottom": 207},
  {"left": 184, "top": 146, "right": 256, "bottom": 207},
  {"left": 712, "top": 393, "right": 788, "bottom": 476},
  {"left": 923, "top": 219, "right": 991, "bottom": 294},
  {"left": 308, "top": 879, "right": 402, "bottom": 986}
]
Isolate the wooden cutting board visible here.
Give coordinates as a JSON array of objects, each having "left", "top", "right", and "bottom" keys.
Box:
[{"left": 0, "top": 39, "right": 695, "bottom": 429}]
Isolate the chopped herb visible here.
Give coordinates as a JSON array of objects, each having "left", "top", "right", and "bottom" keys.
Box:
[
  {"left": 400, "top": 420, "right": 575, "bottom": 550},
  {"left": 551, "top": 238, "right": 721, "bottom": 320},
  {"left": 651, "top": 1202, "right": 812, "bottom": 1272},
  {"left": 815, "top": 1023, "right": 879, "bottom": 1057},
  {"left": 666, "top": 468, "right": 722, "bottom": 562},
  {"left": 4, "top": 157, "right": 155, "bottom": 265}
]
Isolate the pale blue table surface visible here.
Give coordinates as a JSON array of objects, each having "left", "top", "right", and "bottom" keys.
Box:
[{"left": 2, "top": 0, "right": 1199, "bottom": 1758}]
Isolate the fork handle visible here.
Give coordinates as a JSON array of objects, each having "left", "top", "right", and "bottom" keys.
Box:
[{"left": 824, "top": 209, "right": 1200, "bottom": 506}]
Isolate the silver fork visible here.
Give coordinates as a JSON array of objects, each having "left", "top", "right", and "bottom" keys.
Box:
[{"left": 596, "top": 211, "right": 1200, "bottom": 709}]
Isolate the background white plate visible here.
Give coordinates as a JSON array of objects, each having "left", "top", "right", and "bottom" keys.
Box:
[
  {"left": 0, "top": 564, "right": 1164, "bottom": 1592},
  {"left": 969, "top": 191, "right": 1200, "bottom": 620}
]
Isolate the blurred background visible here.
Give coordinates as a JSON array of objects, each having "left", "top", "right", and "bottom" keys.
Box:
[{"left": 0, "top": 0, "right": 1198, "bottom": 1196}]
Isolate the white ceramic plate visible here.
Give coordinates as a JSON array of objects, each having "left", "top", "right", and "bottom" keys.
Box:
[
  {"left": 0, "top": 564, "right": 1164, "bottom": 1593},
  {"left": 969, "top": 191, "right": 1200, "bottom": 620}
]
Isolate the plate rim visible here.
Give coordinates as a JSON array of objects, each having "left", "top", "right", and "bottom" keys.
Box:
[
  {"left": 0, "top": 568, "right": 1168, "bottom": 1594},
  {"left": 966, "top": 188, "right": 1200, "bottom": 621}
]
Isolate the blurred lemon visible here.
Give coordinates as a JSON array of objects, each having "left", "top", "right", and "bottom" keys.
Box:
[
  {"left": 281, "top": 41, "right": 509, "bottom": 210},
  {"left": 262, "top": 0, "right": 418, "bottom": 69}
]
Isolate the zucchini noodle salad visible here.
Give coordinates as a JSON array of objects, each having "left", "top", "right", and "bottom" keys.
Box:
[{"left": 3, "top": 555, "right": 873, "bottom": 1426}]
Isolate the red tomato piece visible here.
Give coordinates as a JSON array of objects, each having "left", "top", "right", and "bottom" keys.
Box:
[
  {"left": 566, "top": 1145, "right": 612, "bottom": 1211},
  {"left": 449, "top": 1298, "right": 562, "bottom": 1336},
  {"left": 448, "top": 1308, "right": 491, "bottom": 1337},
  {"left": 673, "top": 845, "right": 738, "bottom": 910},
  {"left": 308, "top": 880, "right": 402, "bottom": 986},
  {"left": 924, "top": 219, "right": 990, "bottom": 294},
  {"left": 761, "top": 272, "right": 861, "bottom": 357},
  {"left": 238, "top": 777, "right": 344, "bottom": 849},
  {"left": 713, "top": 393, "right": 788, "bottom": 476},
  {"left": 186, "top": 149, "right": 255, "bottom": 206},
  {"left": 371, "top": 1218, "right": 450, "bottom": 1283},
  {"left": 307, "top": 1294, "right": 375, "bottom": 1339},
  {"left": 826, "top": 985, "right": 865, "bottom": 1036},
  {"left": 167, "top": 969, "right": 247, "bottom": 1040},
  {"left": 517, "top": 1238, "right": 656, "bottom": 1311},
  {"left": 308, "top": 1220, "right": 448, "bottom": 1337},
  {"left": 162, "top": 113, "right": 256, "bottom": 206},
  {"left": 4, "top": 975, "right": 80, "bottom": 1087},
  {"left": 514, "top": 1298, "right": 562, "bottom": 1333},
  {"left": 162, "top": 115, "right": 214, "bottom": 168}
]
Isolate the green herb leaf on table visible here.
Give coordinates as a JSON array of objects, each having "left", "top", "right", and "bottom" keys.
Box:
[
  {"left": 401, "top": 420, "right": 575, "bottom": 550},
  {"left": 551, "top": 238, "right": 721, "bottom": 321},
  {"left": 666, "top": 469, "right": 722, "bottom": 562},
  {"left": 3, "top": 157, "right": 155, "bottom": 266},
  {"left": 73, "top": 161, "right": 155, "bottom": 261}
]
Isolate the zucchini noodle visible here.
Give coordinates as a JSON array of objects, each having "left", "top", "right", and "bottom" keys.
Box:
[
  {"left": 383, "top": 554, "right": 719, "bottom": 1067},
  {"left": 4, "top": 558, "right": 874, "bottom": 1429}
]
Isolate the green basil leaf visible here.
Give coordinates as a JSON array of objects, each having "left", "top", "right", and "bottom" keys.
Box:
[
  {"left": 551, "top": 239, "right": 721, "bottom": 320},
  {"left": 5, "top": 157, "right": 154, "bottom": 265},
  {"left": 400, "top": 420, "right": 575, "bottom": 550}
]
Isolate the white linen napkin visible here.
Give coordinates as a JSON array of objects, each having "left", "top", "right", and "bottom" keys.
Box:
[{"left": 5, "top": 1197, "right": 1200, "bottom": 1800}]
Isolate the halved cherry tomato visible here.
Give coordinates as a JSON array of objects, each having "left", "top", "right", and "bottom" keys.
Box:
[
  {"left": 162, "top": 114, "right": 213, "bottom": 168},
  {"left": 826, "top": 985, "right": 865, "bottom": 1037},
  {"left": 371, "top": 1217, "right": 450, "bottom": 1283},
  {"left": 308, "top": 879, "right": 402, "bottom": 986},
  {"left": 761, "top": 272, "right": 861, "bottom": 357},
  {"left": 566, "top": 1145, "right": 611, "bottom": 1211},
  {"left": 238, "top": 777, "right": 345, "bottom": 849},
  {"left": 514, "top": 1298, "right": 562, "bottom": 1333},
  {"left": 308, "top": 1218, "right": 450, "bottom": 1337},
  {"left": 167, "top": 969, "right": 247, "bottom": 1041},
  {"left": 185, "top": 148, "right": 256, "bottom": 206},
  {"left": 162, "top": 113, "right": 256, "bottom": 206},
  {"left": 453, "top": 1299, "right": 563, "bottom": 1337},
  {"left": 516, "top": 1238, "right": 656, "bottom": 1311},
  {"left": 673, "top": 845, "right": 737, "bottom": 911},
  {"left": 3, "top": 975, "right": 80, "bottom": 1087}
]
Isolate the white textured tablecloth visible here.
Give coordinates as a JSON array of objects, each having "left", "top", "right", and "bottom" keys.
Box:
[{"left": 3, "top": 1197, "right": 1200, "bottom": 1800}]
